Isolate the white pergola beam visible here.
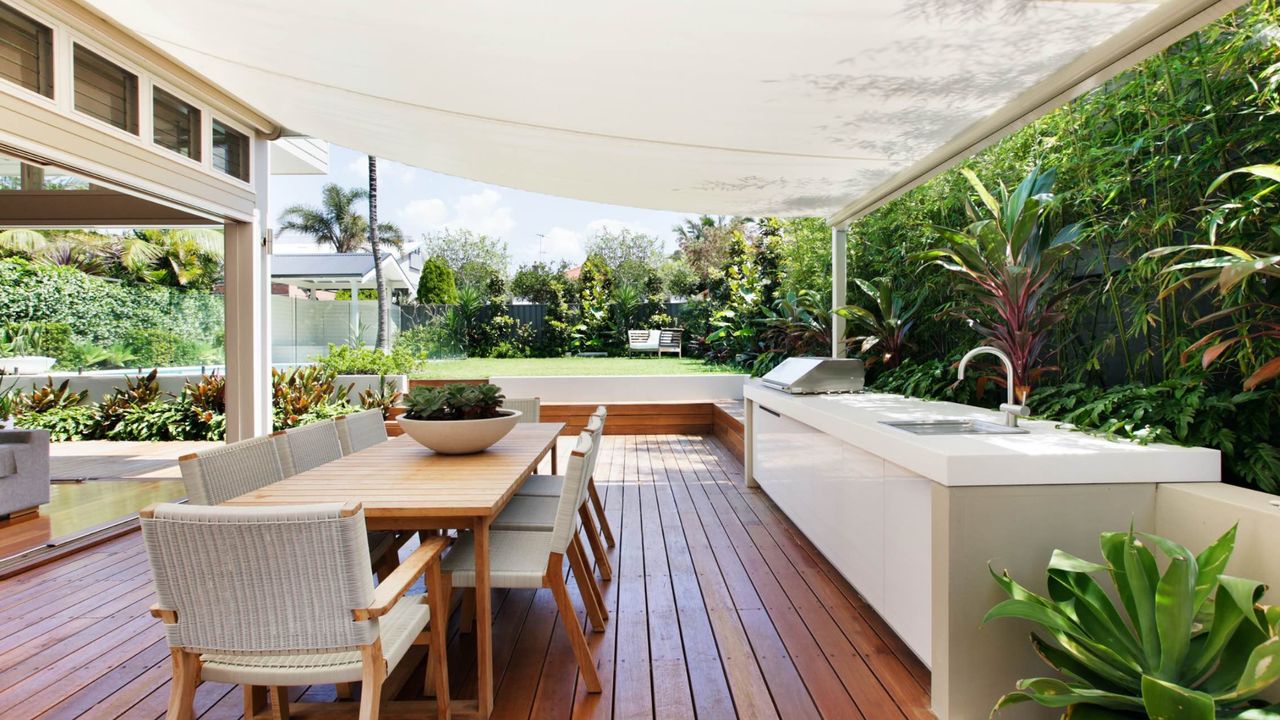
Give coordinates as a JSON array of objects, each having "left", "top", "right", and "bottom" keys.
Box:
[{"left": 831, "top": 223, "right": 848, "bottom": 359}]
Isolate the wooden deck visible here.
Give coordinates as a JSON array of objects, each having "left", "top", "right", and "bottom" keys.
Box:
[{"left": 0, "top": 434, "right": 931, "bottom": 719}]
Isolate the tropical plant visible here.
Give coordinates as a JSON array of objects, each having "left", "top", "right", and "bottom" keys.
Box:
[
  {"left": 272, "top": 366, "right": 353, "bottom": 429},
  {"left": 358, "top": 376, "right": 403, "bottom": 419},
  {"left": 607, "top": 284, "right": 646, "bottom": 345},
  {"left": 1147, "top": 164, "right": 1280, "bottom": 390},
  {"left": 15, "top": 378, "right": 87, "bottom": 413},
  {"left": 838, "top": 278, "right": 922, "bottom": 368},
  {"left": 754, "top": 290, "right": 831, "bottom": 375},
  {"left": 987, "top": 525, "right": 1280, "bottom": 718},
  {"left": 183, "top": 373, "right": 226, "bottom": 424},
  {"left": 96, "top": 370, "right": 166, "bottom": 434},
  {"left": 367, "top": 156, "right": 391, "bottom": 350},
  {"left": 276, "top": 183, "right": 404, "bottom": 253},
  {"left": 402, "top": 383, "right": 505, "bottom": 421},
  {"left": 15, "top": 405, "right": 97, "bottom": 440},
  {"left": 416, "top": 256, "right": 459, "bottom": 305},
  {"left": 920, "top": 167, "right": 1085, "bottom": 403}
]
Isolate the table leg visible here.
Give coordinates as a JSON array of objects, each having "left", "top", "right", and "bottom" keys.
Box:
[
  {"left": 551, "top": 443, "right": 557, "bottom": 475},
  {"left": 474, "top": 517, "right": 494, "bottom": 717}
]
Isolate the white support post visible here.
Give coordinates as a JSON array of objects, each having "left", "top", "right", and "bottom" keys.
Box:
[
  {"left": 831, "top": 223, "right": 849, "bottom": 358},
  {"left": 223, "top": 137, "right": 272, "bottom": 441},
  {"left": 349, "top": 280, "right": 361, "bottom": 341}
]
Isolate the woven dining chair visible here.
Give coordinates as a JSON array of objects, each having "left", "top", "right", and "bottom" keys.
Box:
[
  {"left": 516, "top": 405, "right": 615, "bottom": 550},
  {"left": 335, "top": 409, "right": 389, "bottom": 455},
  {"left": 494, "top": 413, "right": 612, "bottom": 594},
  {"left": 140, "top": 502, "right": 451, "bottom": 720},
  {"left": 501, "top": 397, "right": 540, "bottom": 423},
  {"left": 180, "top": 434, "right": 402, "bottom": 582},
  {"left": 440, "top": 431, "right": 604, "bottom": 692},
  {"left": 272, "top": 420, "right": 343, "bottom": 477}
]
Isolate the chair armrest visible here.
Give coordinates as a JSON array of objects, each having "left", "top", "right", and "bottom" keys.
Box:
[
  {"left": 149, "top": 603, "right": 177, "bottom": 623},
  {"left": 354, "top": 536, "right": 448, "bottom": 621}
]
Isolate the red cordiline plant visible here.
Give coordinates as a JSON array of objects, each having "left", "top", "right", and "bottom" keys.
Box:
[{"left": 920, "top": 167, "right": 1086, "bottom": 403}]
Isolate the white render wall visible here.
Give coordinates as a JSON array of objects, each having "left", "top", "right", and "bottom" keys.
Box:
[{"left": 490, "top": 374, "right": 748, "bottom": 403}]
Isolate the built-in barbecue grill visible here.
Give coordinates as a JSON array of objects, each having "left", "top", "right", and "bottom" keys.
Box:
[{"left": 760, "top": 357, "right": 865, "bottom": 395}]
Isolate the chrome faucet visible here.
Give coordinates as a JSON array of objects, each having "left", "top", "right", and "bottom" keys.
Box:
[{"left": 957, "top": 346, "right": 1031, "bottom": 428}]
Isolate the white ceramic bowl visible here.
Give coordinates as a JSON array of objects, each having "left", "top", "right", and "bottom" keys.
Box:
[{"left": 396, "top": 409, "right": 522, "bottom": 454}]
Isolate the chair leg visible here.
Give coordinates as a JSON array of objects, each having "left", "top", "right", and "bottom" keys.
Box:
[
  {"left": 427, "top": 561, "right": 451, "bottom": 720},
  {"left": 243, "top": 686, "right": 267, "bottom": 719},
  {"left": 459, "top": 587, "right": 476, "bottom": 634},
  {"left": 359, "top": 641, "right": 386, "bottom": 720},
  {"left": 578, "top": 504, "right": 612, "bottom": 581},
  {"left": 566, "top": 535, "right": 607, "bottom": 632},
  {"left": 587, "top": 477, "right": 615, "bottom": 548},
  {"left": 547, "top": 558, "right": 602, "bottom": 693},
  {"left": 268, "top": 687, "right": 290, "bottom": 720},
  {"left": 165, "top": 648, "right": 200, "bottom": 720},
  {"left": 425, "top": 572, "right": 451, "bottom": 698}
]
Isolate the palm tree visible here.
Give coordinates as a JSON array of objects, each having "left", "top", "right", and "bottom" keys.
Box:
[
  {"left": 277, "top": 183, "right": 406, "bottom": 254},
  {"left": 368, "top": 156, "right": 390, "bottom": 351}
]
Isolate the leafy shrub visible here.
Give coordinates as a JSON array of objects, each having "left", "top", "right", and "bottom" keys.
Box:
[
  {"left": 108, "top": 401, "right": 201, "bottom": 441},
  {"left": 122, "top": 328, "right": 182, "bottom": 367},
  {"left": 403, "top": 383, "right": 504, "bottom": 421},
  {"left": 96, "top": 370, "right": 167, "bottom": 435},
  {"left": 272, "top": 366, "right": 353, "bottom": 430},
  {"left": 416, "top": 256, "right": 459, "bottom": 304},
  {"left": 394, "top": 323, "right": 447, "bottom": 359},
  {"left": 316, "top": 343, "right": 419, "bottom": 376},
  {"left": 987, "top": 526, "right": 1280, "bottom": 718},
  {"left": 16, "top": 405, "right": 97, "bottom": 441}
]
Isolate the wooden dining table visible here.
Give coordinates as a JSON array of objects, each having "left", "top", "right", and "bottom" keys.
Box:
[{"left": 222, "top": 421, "right": 565, "bottom": 719}]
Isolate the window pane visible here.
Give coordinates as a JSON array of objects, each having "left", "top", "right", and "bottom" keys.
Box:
[
  {"left": 153, "top": 86, "right": 201, "bottom": 160},
  {"left": 73, "top": 44, "right": 138, "bottom": 134},
  {"left": 0, "top": 1, "right": 52, "bottom": 97},
  {"left": 212, "top": 119, "right": 248, "bottom": 181}
]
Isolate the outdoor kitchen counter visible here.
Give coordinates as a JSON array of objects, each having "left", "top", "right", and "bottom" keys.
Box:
[
  {"left": 741, "top": 378, "right": 1221, "bottom": 720},
  {"left": 742, "top": 379, "right": 1220, "bottom": 487}
]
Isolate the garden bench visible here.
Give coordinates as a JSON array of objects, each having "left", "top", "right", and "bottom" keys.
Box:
[{"left": 627, "top": 328, "right": 683, "bottom": 357}]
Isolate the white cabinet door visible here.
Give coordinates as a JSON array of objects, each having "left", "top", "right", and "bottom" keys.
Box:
[
  {"left": 883, "top": 466, "right": 933, "bottom": 665},
  {"left": 825, "top": 443, "right": 885, "bottom": 608}
]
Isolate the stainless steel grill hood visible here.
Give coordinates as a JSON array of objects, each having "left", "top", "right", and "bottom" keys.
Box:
[{"left": 760, "top": 357, "right": 865, "bottom": 395}]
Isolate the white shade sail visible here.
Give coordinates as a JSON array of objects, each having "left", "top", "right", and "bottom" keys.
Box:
[{"left": 86, "top": 0, "right": 1233, "bottom": 219}]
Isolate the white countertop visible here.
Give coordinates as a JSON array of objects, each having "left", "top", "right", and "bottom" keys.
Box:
[{"left": 744, "top": 380, "right": 1221, "bottom": 487}]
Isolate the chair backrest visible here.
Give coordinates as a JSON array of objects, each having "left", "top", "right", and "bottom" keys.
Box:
[
  {"left": 627, "top": 330, "right": 651, "bottom": 344},
  {"left": 273, "top": 420, "right": 343, "bottom": 477},
  {"left": 502, "top": 397, "right": 540, "bottom": 423},
  {"left": 659, "top": 329, "right": 683, "bottom": 348},
  {"left": 141, "top": 502, "right": 377, "bottom": 654},
  {"left": 584, "top": 413, "right": 605, "bottom": 486},
  {"left": 335, "top": 409, "right": 388, "bottom": 455},
  {"left": 179, "top": 436, "right": 284, "bottom": 506},
  {"left": 549, "top": 431, "right": 593, "bottom": 554}
]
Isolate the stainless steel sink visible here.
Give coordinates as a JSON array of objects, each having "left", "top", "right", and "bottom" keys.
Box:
[{"left": 880, "top": 419, "right": 1029, "bottom": 435}]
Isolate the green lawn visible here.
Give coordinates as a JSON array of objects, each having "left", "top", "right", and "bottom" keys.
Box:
[{"left": 410, "top": 356, "right": 738, "bottom": 379}]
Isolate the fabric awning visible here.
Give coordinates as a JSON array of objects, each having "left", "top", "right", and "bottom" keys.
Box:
[{"left": 86, "top": 0, "right": 1238, "bottom": 219}]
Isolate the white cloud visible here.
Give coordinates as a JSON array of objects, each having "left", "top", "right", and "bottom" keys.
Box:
[
  {"left": 344, "top": 155, "right": 367, "bottom": 177},
  {"left": 399, "top": 198, "right": 448, "bottom": 235},
  {"left": 511, "top": 226, "right": 584, "bottom": 268},
  {"left": 447, "top": 189, "right": 516, "bottom": 237},
  {"left": 585, "top": 218, "right": 659, "bottom": 238}
]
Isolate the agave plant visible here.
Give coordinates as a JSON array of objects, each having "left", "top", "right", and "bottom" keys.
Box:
[
  {"left": 402, "top": 383, "right": 504, "bottom": 421},
  {"left": 920, "top": 167, "right": 1085, "bottom": 403},
  {"left": 1145, "top": 164, "right": 1280, "bottom": 390},
  {"left": 837, "top": 277, "right": 921, "bottom": 368},
  {"left": 987, "top": 525, "right": 1280, "bottom": 718}
]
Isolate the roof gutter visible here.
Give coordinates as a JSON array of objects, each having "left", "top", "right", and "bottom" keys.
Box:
[{"left": 825, "top": 0, "right": 1247, "bottom": 226}]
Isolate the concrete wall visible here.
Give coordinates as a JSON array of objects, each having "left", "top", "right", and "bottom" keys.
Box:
[{"left": 490, "top": 374, "right": 747, "bottom": 403}]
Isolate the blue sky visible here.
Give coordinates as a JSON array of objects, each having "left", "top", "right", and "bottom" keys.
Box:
[{"left": 269, "top": 145, "right": 695, "bottom": 270}]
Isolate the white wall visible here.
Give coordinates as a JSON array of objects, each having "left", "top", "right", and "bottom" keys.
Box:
[{"left": 490, "top": 374, "right": 747, "bottom": 403}]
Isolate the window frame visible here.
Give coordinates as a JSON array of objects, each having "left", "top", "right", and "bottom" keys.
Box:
[
  {"left": 152, "top": 84, "right": 202, "bottom": 162},
  {"left": 0, "top": 0, "right": 54, "bottom": 104},
  {"left": 211, "top": 117, "right": 251, "bottom": 183},
  {"left": 71, "top": 41, "right": 140, "bottom": 136}
]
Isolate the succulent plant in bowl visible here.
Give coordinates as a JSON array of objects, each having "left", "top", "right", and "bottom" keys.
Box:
[{"left": 398, "top": 383, "right": 520, "bottom": 454}]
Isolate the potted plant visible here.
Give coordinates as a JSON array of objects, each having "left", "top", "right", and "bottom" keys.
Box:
[
  {"left": 396, "top": 383, "right": 521, "bottom": 454},
  {"left": 986, "top": 525, "right": 1280, "bottom": 718}
]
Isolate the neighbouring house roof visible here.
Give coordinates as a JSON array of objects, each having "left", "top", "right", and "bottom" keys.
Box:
[
  {"left": 271, "top": 253, "right": 418, "bottom": 290},
  {"left": 84, "top": 0, "right": 1232, "bottom": 222}
]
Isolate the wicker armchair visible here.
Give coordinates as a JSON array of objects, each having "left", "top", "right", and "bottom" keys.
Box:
[{"left": 335, "top": 410, "right": 389, "bottom": 455}]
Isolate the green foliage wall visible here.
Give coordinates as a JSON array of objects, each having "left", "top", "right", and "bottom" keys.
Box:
[{"left": 0, "top": 258, "right": 223, "bottom": 350}]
